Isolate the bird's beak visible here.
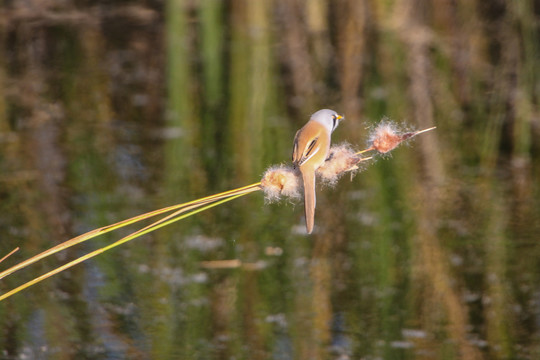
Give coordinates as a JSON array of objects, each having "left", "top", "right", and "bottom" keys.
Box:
[{"left": 337, "top": 114, "right": 344, "bottom": 121}]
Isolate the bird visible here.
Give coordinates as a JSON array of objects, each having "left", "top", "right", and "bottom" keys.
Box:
[{"left": 292, "top": 109, "right": 344, "bottom": 234}]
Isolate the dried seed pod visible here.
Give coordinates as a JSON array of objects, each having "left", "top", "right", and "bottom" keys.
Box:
[{"left": 369, "top": 121, "right": 436, "bottom": 153}]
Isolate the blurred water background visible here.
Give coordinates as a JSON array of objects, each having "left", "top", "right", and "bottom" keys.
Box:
[{"left": 1, "top": 0, "right": 539, "bottom": 359}]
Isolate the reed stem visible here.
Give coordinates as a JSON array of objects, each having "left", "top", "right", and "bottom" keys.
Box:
[
  {"left": 0, "top": 248, "right": 19, "bottom": 264},
  {"left": 0, "top": 191, "right": 255, "bottom": 302},
  {"left": 0, "top": 182, "right": 261, "bottom": 281}
]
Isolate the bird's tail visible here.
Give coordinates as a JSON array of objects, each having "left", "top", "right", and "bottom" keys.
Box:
[{"left": 302, "top": 169, "right": 316, "bottom": 234}]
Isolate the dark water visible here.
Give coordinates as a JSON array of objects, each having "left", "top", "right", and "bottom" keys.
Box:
[{"left": 1, "top": 1, "right": 540, "bottom": 359}]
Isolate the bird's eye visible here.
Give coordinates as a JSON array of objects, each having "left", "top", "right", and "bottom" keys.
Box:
[{"left": 331, "top": 115, "right": 337, "bottom": 131}]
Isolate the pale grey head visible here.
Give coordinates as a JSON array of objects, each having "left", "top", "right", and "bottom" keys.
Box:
[{"left": 310, "top": 109, "right": 344, "bottom": 133}]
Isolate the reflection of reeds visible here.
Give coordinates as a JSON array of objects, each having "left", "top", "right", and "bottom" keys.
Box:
[
  {"left": 483, "top": 189, "right": 512, "bottom": 358},
  {"left": 1, "top": 0, "right": 537, "bottom": 356},
  {"left": 336, "top": 0, "right": 372, "bottom": 134},
  {"left": 396, "top": 1, "right": 479, "bottom": 357},
  {"left": 415, "top": 207, "right": 482, "bottom": 360},
  {"left": 276, "top": 0, "right": 315, "bottom": 112}
]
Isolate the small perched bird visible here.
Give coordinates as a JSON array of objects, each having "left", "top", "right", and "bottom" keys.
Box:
[{"left": 292, "top": 109, "right": 344, "bottom": 233}]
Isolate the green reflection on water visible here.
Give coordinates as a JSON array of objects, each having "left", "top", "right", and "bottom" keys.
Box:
[{"left": 0, "top": 1, "right": 540, "bottom": 359}]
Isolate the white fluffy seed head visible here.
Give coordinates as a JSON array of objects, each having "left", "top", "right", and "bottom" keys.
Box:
[
  {"left": 260, "top": 165, "right": 302, "bottom": 202},
  {"left": 317, "top": 143, "right": 364, "bottom": 186},
  {"left": 368, "top": 120, "right": 408, "bottom": 153}
]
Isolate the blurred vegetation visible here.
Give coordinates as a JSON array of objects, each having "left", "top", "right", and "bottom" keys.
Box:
[{"left": 0, "top": 0, "right": 539, "bottom": 359}]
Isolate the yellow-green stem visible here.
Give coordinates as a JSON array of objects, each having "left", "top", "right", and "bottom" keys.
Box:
[
  {"left": 0, "top": 191, "right": 253, "bottom": 302},
  {"left": 0, "top": 182, "right": 260, "bottom": 280}
]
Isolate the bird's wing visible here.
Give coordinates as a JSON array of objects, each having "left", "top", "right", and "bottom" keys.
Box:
[{"left": 292, "top": 122, "right": 323, "bottom": 167}]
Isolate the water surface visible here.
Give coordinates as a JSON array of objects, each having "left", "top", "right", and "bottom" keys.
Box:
[{"left": 1, "top": 1, "right": 539, "bottom": 359}]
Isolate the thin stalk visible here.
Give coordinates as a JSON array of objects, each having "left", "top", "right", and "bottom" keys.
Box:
[
  {"left": 0, "top": 182, "right": 261, "bottom": 280},
  {"left": 414, "top": 126, "right": 437, "bottom": 136},
  {"left": 0, "top": 191, "right": 254, "bottom": 302},
  {"left": 0, "top": 248, "right": 19, "bottom": 264},
  {"left": 356, "top": 147, "right": 375, "bottom": 155}
]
